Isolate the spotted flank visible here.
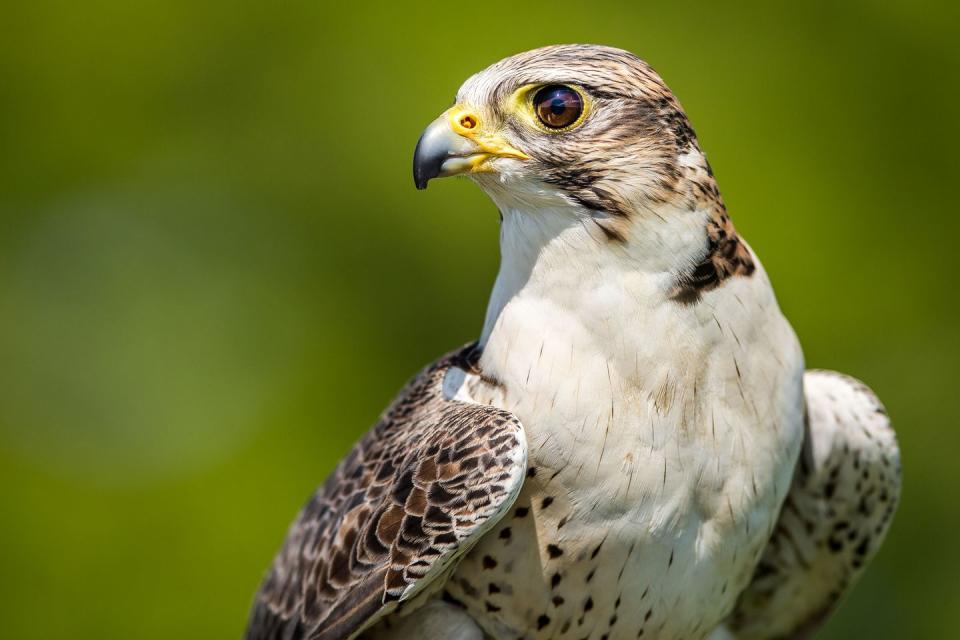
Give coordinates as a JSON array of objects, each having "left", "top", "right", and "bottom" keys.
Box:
[{"left": 719, "top": 370, "right": 901, "bottom": 640}]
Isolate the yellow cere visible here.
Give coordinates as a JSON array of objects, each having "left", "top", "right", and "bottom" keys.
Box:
[{"left": 445, "top": 105, "right": 530, "bottom": 171}]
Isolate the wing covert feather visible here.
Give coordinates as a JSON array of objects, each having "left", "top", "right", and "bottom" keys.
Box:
[{"left": 246, "top": 346, "right": 527, "bottom": 640}]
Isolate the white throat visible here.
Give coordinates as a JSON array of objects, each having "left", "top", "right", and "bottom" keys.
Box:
[{"left": 478, "top": 196, "right": 709, "bottom": 349}]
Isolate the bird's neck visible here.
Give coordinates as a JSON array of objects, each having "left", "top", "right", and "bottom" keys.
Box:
[{"left": 478, "top": 200, "right": 710, "bottom": 348}]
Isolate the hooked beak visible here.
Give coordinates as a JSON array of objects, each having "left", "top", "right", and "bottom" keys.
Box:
[{"left": 413, "top": 107, "right": 529, "bottom": 190}]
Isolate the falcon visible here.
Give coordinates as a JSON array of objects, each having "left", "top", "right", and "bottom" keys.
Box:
[{"left": 245, "top": 45, "right": 901, "bottom": 640}]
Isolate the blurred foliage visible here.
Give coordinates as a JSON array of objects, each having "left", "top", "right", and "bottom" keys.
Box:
[{"left": 1, "top": 0, "right": 958, "bottom": 637}]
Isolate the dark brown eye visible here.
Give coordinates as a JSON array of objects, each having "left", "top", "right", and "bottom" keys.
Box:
[{"left": 533, "top": 85, "right": 583, "bottom": 129}]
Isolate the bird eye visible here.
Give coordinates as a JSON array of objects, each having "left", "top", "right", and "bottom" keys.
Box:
[{"left": 533, "top": 85, "right": 584, "bottom": 130}]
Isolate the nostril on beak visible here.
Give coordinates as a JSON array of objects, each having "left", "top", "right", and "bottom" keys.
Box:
[{"left": 450, "top": 110, "right": 481, "bottom": 136}]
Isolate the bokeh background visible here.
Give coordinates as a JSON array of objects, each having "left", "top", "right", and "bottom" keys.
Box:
[{"left": 1, "top": 1, "right": 957, "bottom": 637}]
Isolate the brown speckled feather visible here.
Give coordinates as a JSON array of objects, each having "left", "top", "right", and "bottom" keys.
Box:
[{"left": 245, "top": 345, "right": 527, "bottom": 640}]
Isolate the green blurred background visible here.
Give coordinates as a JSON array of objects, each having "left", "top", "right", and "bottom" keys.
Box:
[{"left": 1, "top": 1, "right": 957, "bottom": 637}]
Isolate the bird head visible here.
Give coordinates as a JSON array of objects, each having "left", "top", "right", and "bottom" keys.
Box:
[{"left": 414, "top": 44, "right": 718, "bottom": 243}]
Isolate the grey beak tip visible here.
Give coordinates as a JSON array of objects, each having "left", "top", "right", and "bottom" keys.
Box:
[
  {"left": 412, "top": 129, "right": 442, "bottom": 190},
  {"left": 413, "top": 139, "right": 429, "bottom": 190}
]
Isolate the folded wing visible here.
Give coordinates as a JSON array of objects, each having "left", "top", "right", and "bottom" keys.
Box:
[
  {"left": 245, "top": 346, "right": 527, "bottom": 640},
  {"left": 718, "top": 369, "right": 901, "bottom": 639}
]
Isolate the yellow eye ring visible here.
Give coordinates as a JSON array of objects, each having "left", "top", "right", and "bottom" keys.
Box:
[{"left": 518, "top": 84, "right": 590, "bottom": 133}]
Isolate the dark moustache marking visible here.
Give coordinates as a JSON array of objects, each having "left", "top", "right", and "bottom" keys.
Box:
[
  {"left": 533, "top": 92, "right": 695, "bottom": 226},
  {"left": 478, "top": 45, "right": 753, "bottom": 276}
]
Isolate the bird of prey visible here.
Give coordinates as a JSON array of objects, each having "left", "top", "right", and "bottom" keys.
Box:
[{"left": 245, "top": 45, "right": 901, "bottom": 640}]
